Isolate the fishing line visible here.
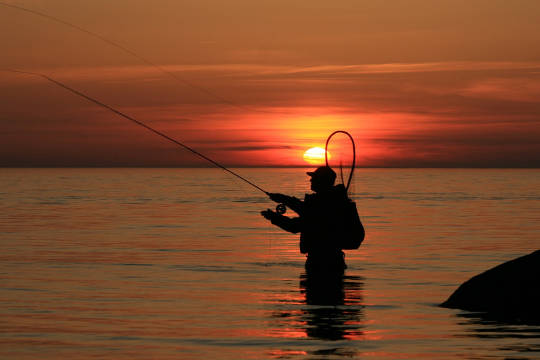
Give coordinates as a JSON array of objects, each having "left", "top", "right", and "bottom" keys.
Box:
[
  {"left": 3, "top": 69, "right": 269, "bottom": 195},
  {"left": 0, "top": 1, "right": 267, "bottom": 113},
  {"left": 1, "top": 4, "right": 358, "bottom": 202}
]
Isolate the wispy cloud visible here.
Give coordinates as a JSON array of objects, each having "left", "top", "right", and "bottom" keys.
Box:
[
  {"left": 221, "top": 145, "right": 294, "bottom": 151},
  {"left": 6, "top": 61, "right": 540, "bottom": 80},
  {"left": 461, "top": 77, "right": 540, "bottom": 103}
]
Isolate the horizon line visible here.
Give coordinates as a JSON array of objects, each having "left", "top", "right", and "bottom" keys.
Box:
[{"left": 2, "top": 166, "right": 540, "bottom": 169}]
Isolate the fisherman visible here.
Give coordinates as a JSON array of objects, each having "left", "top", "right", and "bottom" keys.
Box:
[{"left": 261, "top": 166, "right": 364, "bottom": 273}]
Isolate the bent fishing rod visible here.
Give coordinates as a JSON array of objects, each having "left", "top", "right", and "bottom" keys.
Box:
[{"left": 4, "top": 69, "right": 268, "bottom": 195}]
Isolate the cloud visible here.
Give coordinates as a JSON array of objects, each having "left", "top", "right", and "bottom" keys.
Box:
[
  {"left": 370, "top": 127, "right": 540, "bottom": 147},
  {"left": 3, "top": 60, "right": 540, "bottom": 167},
  {"left": 220, "top": 145, "right": 294, "bottom": 151},
  {"left": 6, "top": 61, "right": 540, "bottom": 81},
  {"left": 361, "top": 123, "right": 540, "bottom": 167},
  {"left": 461, "top": 77, "right": 540, "bottom": 103}
]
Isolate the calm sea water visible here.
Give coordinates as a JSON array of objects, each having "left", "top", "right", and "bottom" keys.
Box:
[{"left": 1, "top": 168, "right": 539, "bottom": 359}]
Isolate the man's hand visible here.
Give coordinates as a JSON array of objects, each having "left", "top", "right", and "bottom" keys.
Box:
[
  {"left": 268, "top": 193, "right": 288, "bottom": 203},
  {"left": 261, "top": 209, "right": 277, "bottom": 220}
]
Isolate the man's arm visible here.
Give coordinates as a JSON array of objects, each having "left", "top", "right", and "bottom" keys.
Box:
[
  {"left": 261, "top": 209, "right": 302, "bottom": 233},
  {"left": 267, "top": 193, "right": 304, "bottom": 215}
]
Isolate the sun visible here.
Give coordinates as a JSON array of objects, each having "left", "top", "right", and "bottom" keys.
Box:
[{"left": 303, "top": 147, "right": 329, "bottom": 165}]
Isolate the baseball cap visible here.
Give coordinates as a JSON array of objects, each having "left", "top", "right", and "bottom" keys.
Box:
[{"left": 307, "top": 166, "right": 336, "bottom": 182}]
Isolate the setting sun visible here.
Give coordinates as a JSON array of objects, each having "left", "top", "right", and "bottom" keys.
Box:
[{"left": 303, "top": 147, "right": 329, "bottom": 165}]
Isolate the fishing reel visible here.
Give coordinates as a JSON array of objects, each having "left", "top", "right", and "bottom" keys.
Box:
[{"left": 275, "top": 203, "right": 287, "bottom": 215}]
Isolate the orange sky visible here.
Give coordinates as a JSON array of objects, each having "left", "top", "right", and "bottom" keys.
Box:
[{"left": 1, "top": 0, "right": 540, "bottom": 167}]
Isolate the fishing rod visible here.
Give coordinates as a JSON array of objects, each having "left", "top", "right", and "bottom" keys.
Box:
[
  {"left": 3, "top": 69, "right": 269, "bottom": 195},
  {"left": 1, "top": 4, "right": 360, "bottom": 215},
  {"left": 0, "top": 1, "right": 267, "bottom": 113}
]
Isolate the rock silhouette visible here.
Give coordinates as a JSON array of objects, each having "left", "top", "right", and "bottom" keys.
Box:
[{"left": 441, "top": 249, "right": 540, "bottom": 323}]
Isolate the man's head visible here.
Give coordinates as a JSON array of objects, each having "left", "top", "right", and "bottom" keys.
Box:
[{"left": 307, "top": 166, "right": 336, "bottom": 192}]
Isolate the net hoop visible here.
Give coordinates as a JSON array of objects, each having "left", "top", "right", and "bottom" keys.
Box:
[{"left": 325, "top": 130, "right": 356, "bottom": 192}]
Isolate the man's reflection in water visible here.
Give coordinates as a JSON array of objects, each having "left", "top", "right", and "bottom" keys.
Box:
[
  {"left": 300, "top": 271, "right": 364, "bottom": 341},
  {"left": 268, "top": 270, "right": 365, "bottom": 358}
]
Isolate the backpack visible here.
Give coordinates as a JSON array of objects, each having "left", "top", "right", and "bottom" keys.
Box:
[{"left": 337, "top": 200, "right": 365, "bottom": 250}]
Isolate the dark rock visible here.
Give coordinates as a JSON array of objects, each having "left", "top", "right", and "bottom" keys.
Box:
[{"left": 441, "top": 250, "right": 540, "bottom": 323}]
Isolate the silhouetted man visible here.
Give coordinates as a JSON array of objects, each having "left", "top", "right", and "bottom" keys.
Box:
[{"left": 261, "top": 166, "right": 364, "bottom": 273}]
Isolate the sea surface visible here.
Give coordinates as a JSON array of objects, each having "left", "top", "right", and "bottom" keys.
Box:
[{"left": 1, "top": 168, "right": 539, "bottom": 359}]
